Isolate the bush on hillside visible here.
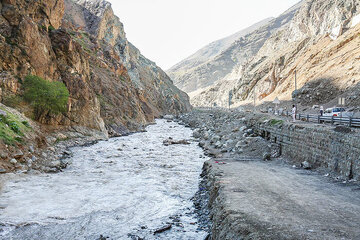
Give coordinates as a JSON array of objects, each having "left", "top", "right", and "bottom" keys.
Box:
[{"left": 23, "top": 75, "right": 69, "bottom": 119}]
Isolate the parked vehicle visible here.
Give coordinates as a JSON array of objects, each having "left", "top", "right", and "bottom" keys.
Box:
[{"left": 323, "top": 107, "right": 354, "bottom": 117}]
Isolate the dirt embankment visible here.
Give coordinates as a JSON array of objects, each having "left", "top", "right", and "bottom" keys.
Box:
[
  {"left": 178, "top": 108, "right": 360, "bottom": 240},
  {"left": 0, "top": 103, "right": 108, "bottom": 174}
]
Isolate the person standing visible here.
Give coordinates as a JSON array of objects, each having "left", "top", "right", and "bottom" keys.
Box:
[
  {"left": 320, "top": 106, "right": 324, "bottom": 116},
  {"left": 292, "top": 105, "right": 296, "bottom": 122}
]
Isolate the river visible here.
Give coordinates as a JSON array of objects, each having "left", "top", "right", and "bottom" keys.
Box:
[{"left": 0, "top": 119, "right": 209, "bottom": 239}]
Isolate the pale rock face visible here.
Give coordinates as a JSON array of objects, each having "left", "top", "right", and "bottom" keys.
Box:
[
  {"left": 286, "top": 0, "right": 359, "bottom": 42},
  {"left": 190, "top": 0, "right": 360, "bottom": 108},
  {"left": 352, "top": 14, "right": 360, "bottom": 27},
  {"left": 167, "top": 18, "right": 275, "bottom": 93},
  {"left": 169, "top": 1, "right": 301, "bottom": 107},
  {"left": 189, "top": 2, "right": 301, "bottom": 107},
  {"left": 69, "top": 0, "right": 127, "bottom": 46}
]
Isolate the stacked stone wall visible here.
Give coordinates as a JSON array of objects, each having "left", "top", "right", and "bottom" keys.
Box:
[{"left": 252, "top": 121, "right": 360, "bottom": 180}]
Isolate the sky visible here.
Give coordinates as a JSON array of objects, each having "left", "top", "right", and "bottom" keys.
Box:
[{"left": 107, "top": 0, "right": 301, "bottom": 70}]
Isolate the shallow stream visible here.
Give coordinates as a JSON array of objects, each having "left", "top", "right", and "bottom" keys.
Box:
[{"left": 0, "top": 119, "right": 208, "bottom": 239}]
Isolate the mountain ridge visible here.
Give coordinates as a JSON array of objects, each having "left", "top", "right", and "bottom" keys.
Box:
[
  {"left": 170, "top": 0, "right": 360, "bottom": 112},
  {"left": 167, "top": 2, "right": 302, "bottom": 95}
]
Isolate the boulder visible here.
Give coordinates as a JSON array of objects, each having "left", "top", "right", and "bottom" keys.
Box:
[
  {"left": 301, "top": 161, "right": 311, "bottom": 169},
  {"left": 263, "top": 152, "right": 271, "bottom": 161},
  {"left": 203, "top": 132, "right": 210, "bottom": 140},
  {"left": 240, "top": 126, "right": 247, "bottom": 132},
  {"left": 163, "top": 138, "right": 190, "bottom": 146},
  {"left": 13, "top": 150, "right": 24, "bottom": 159},
  {"left": 210, "top": 135, "right": 220, "bottom": 143},
  {"left": 27, "top": 158, "right": 33, "bottom": 167},
  {"left": 10, "top": 158, "right": 17, "bottom": 165},
  {"left": 226, "top": 139, "right": 234, "bottom": 146},
  {"left": 163, "top": 115, "right": 174, "bottom": 120},
  {"left": 192, "top": 129, "right": 201, "bottom": 138},
  {"left": 29, "top": 145, "right": 35, "bottom": 153},
  {"left": 49, "top": 160, "right": 61, "bottom": 168},
  {"left": 214, "top": 141, "right": 222, "bottom": 148},
  {"left": 56, "top": 133, "right": 68, "bottom": 141},
  {"left": 0, "top": 109, "right": 7, "bottom": 117}
]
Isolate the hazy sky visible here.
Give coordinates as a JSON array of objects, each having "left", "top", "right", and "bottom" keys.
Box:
[{"left": 107, "top": 0, "right": 301, "bottom": 70}]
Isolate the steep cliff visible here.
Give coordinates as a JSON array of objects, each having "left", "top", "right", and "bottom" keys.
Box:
[
  {"left": 62, "top": 0, "right": 191, "bottom": 134},
  {"left": 0, "top": 0, "right": 190, "bottom": 132},
  {"left": 0, "top": 0, "right": 190, "bottom": 171},
  {"left": 191, "top": 0, "right": 360, "bottom": 108}
]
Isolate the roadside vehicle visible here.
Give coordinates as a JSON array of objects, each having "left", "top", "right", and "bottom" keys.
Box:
[{"left": 323, "top": 107, "right": 353, "bottom": 117}]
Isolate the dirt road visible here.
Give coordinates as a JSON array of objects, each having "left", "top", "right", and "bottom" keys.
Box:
[{"left": 206, "top": 158, "right": 360, "bottom": 239}]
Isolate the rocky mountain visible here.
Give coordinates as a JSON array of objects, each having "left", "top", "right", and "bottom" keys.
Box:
[
  {"left": 0, "top": 0, "right": 190, "bottom": 171},
  {"left": 190, "top": 0, "right": 360, "bottom": 109},
  {"left": 167, "top": 17, "right": 274, "bottom": 93},
  {"left": 62, "top": 0, "right": 191, "bottom": 134},
  {"left": 0, "top": 0, "right": 190, "bottom": 132},
  {"left": 169, "top": 2, "right": 302, "bottom": 105}
]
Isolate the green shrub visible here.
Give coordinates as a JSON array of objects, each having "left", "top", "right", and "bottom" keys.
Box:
[
  {"left": 270, "top": 119, "right": 284, "bottom": 126},
  {"left": 21, "top": 121, "right": 30, "bottom": 128},
  {"left": 8, "top": 121, "right": 20, "bottom": 134},
  {"left": 48, "top": 25, "right": 55, "bottom": 31},
  {"left": 38, "top": 25, "right": 47, "bottom": 32},
  {"left": 23, "top": 75, "right": 69, "bottom": 119},
  {"left": 0, "top": 110, "right": 30, "bottom": 145},
  {"left": 14, "top": 136, "right": 23, "bottom": 143},
  {"left": 0, "top": 115, "right": 6, "bottom": 123}
]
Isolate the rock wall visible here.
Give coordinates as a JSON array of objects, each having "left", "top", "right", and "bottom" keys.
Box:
[
  {"left": 249, "top": 118, "right": 360, "bottom": 180},
  {"left": 62, "top": 0, "right": 192, "bottom": 134},
  {"left": 0, "top": 0, "right": 191, "bottom": 137}
]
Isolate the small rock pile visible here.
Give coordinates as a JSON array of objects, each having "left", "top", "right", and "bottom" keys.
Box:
[
  {"left": 176, "top": 109, "right": 271, "bottom": 160},
  {"left": 163, "top": 137, "right": 190, "bottom": 146}
]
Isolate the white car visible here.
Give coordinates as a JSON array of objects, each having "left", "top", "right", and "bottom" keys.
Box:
[{"left": 323, "top": 107, "right": 353, "bottom": 117}]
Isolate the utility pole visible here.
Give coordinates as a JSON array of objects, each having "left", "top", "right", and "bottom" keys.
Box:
[
  {"left": 294, "top": 70, "right": 297, "bottom": 92},
  {"left": 294, "top": 69, "right": 297, "bottom": 107},
  {"left": 228, "top": 90, "right": 233, "bottom": 110},
  {"left": 253, "top": 85, "right": 256, "bottom": 113}
]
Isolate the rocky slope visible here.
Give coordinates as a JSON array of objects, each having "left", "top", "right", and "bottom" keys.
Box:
[
  {"left": 62, "top": 0, "right": 191, "bottom": 134},
  {"left": 167, "top": 18, "right": 273, "bottom": 93},
  {"left": 168, "top": 2, "right": 302, "bottom": 97},
  {"left": 191, "top": 0, "right": 360, "bottom": 109},
  {"left": 0, "top": 0, "right": 190, "bottom": 172}
]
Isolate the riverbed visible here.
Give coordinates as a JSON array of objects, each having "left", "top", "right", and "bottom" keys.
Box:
[{"left": 0, "top": 119, "right": 209, "bottom": 239}]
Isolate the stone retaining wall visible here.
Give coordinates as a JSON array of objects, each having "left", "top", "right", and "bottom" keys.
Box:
[{"left": 250, "top": 119, "right": 360, "bottom": 180}]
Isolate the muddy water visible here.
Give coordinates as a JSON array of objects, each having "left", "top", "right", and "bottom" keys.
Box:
[{"left": 0, "top": 120, "right": 209, "bottom": 239}]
